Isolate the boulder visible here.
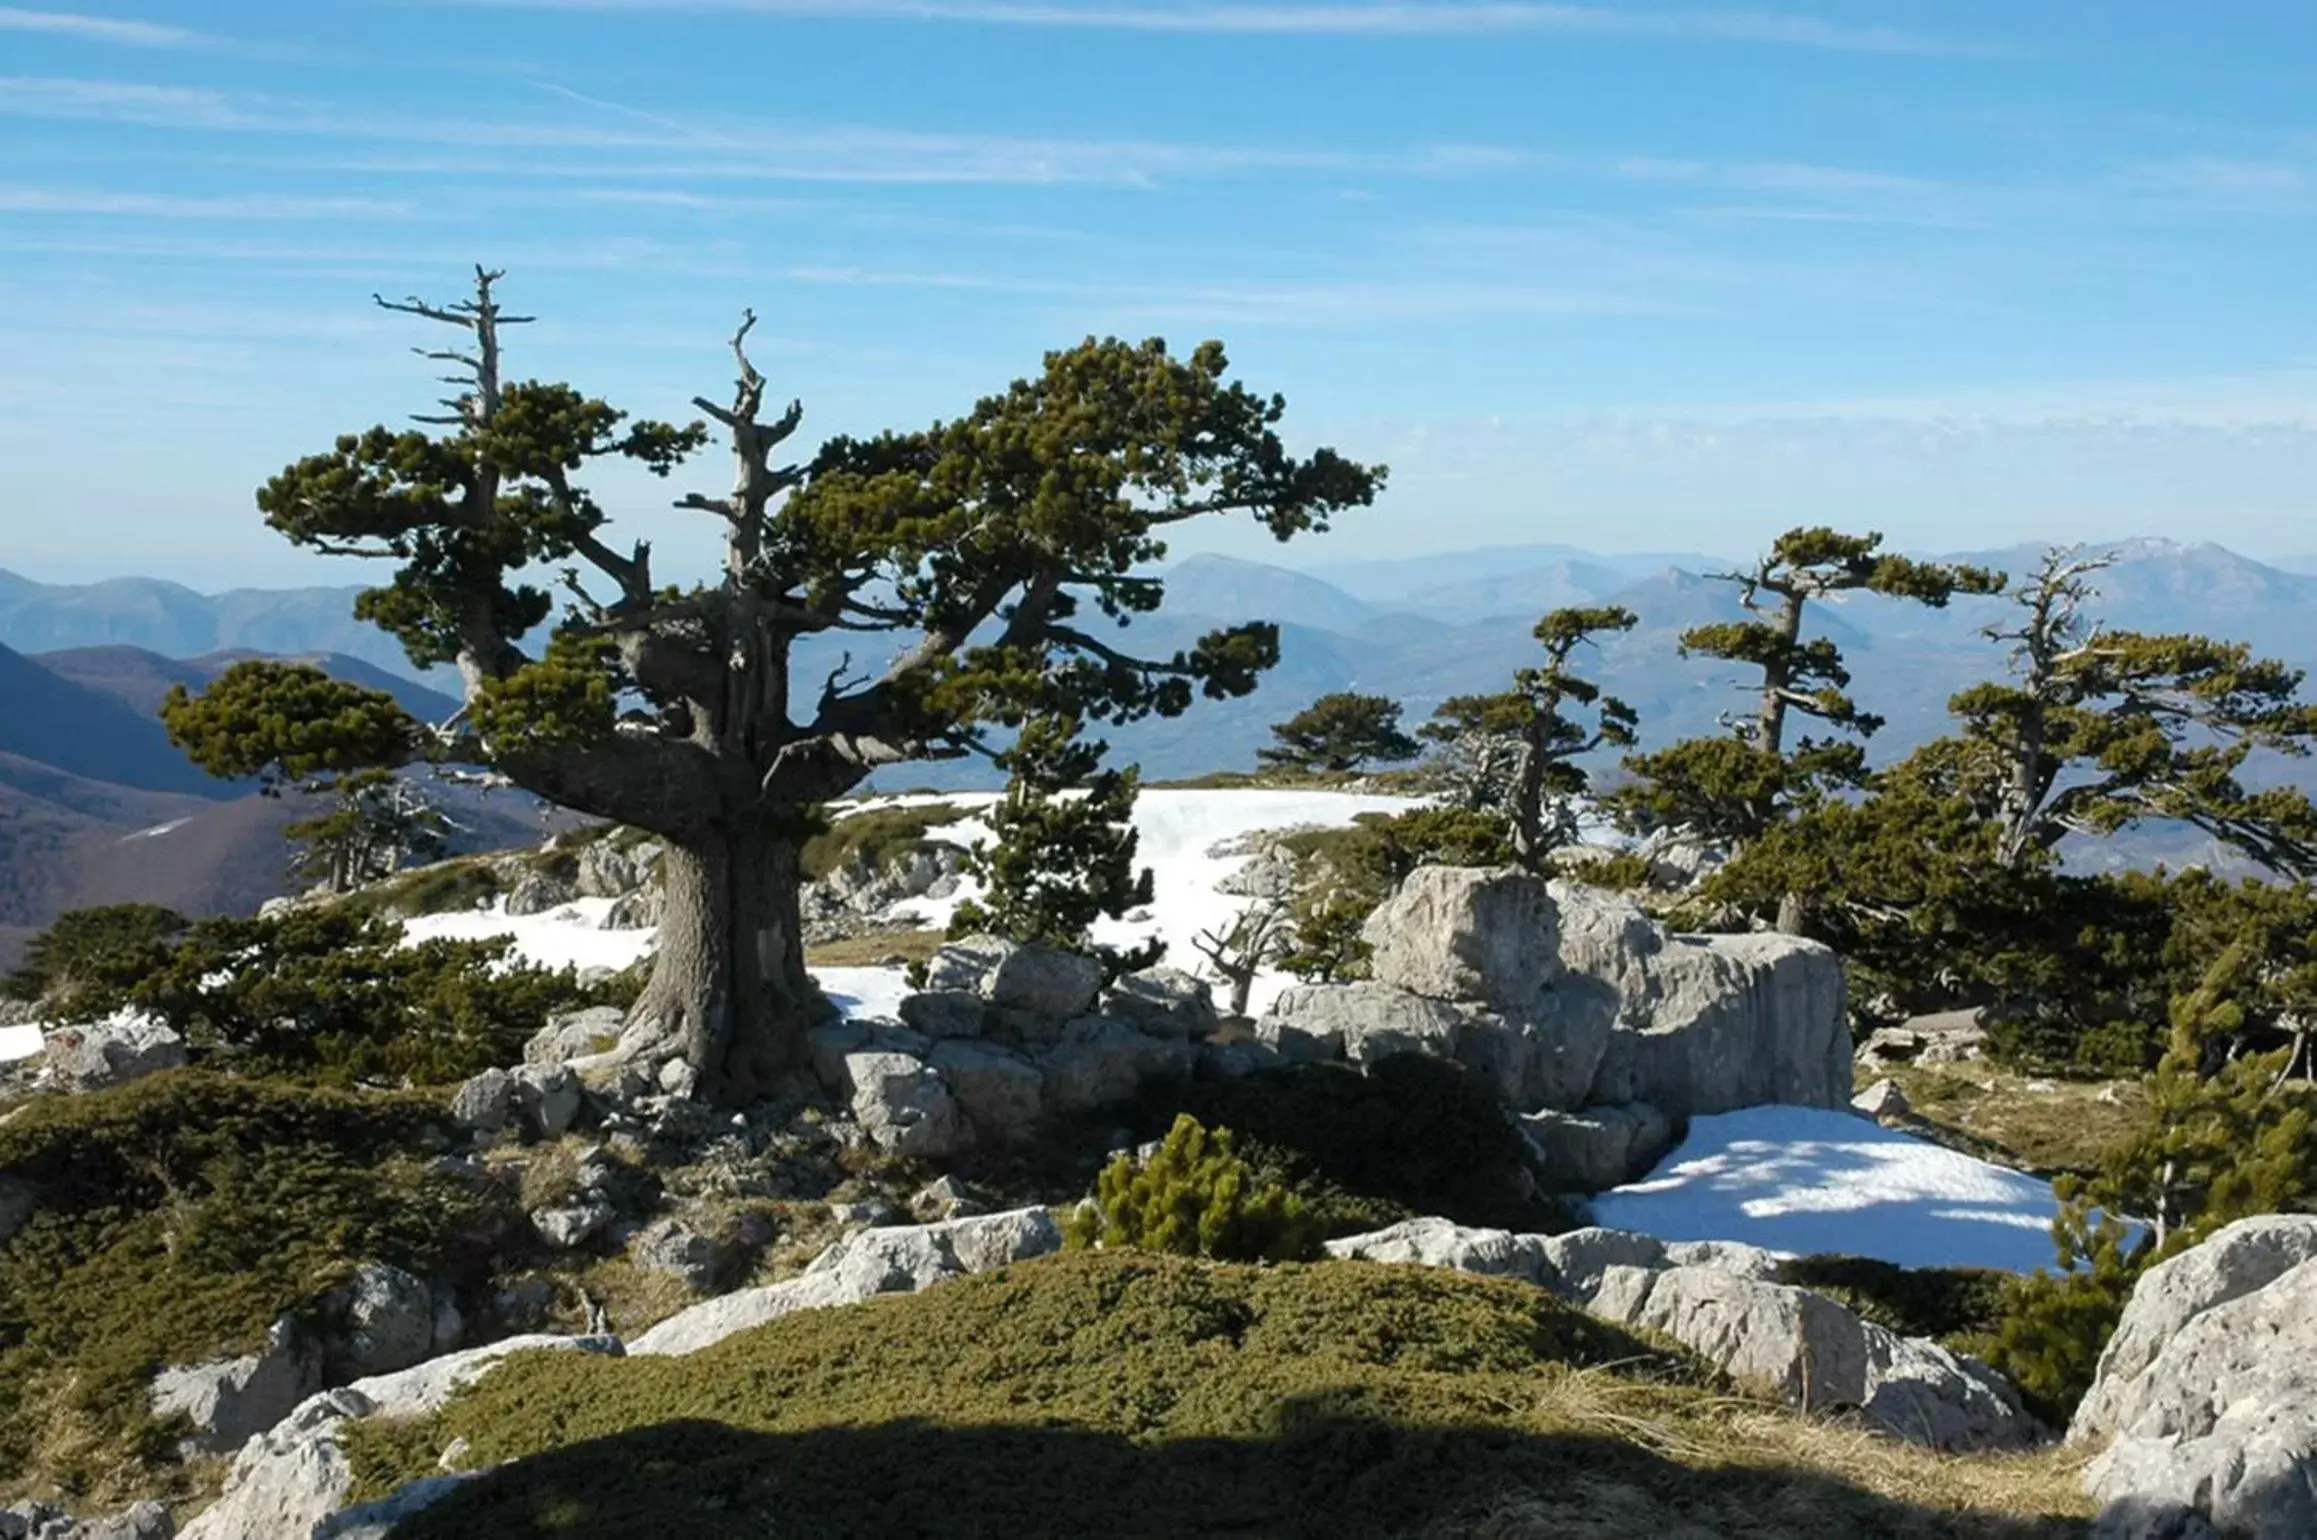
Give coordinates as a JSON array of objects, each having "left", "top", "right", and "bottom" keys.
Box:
[
  {"left": 1039, "top": 1018, "right": 1193, "bottom": 1115},
  {"left": 897, "top": 990, "right": 987, "bottom": 1039},
  {"left": 525, "top": 1006, "right": 629, "bottom": 1066},
  {"left": 2072, "top": 1220, "right": 2317, "bottom": 1538},
  {"left": 1452, "top": 1006, "right": 1610, "bottom": 1114},
  {"left": 43, "top": 1014, "right": 187, "bottom": 1093},
  {"left": 150, "top": 1315, "right": 322, "bottom": 1456},
  {"left": 924, "top": 935, "right": 1103, "bottom": 1022},
  {"left": 846, "top": 1052, "right": 970, "bottom": 1157},
  {"left": 1587, "top": 1264, "right": 2037, "bottom": 1451},
  {"left": 1584, "top": 932, "right": 1851, "bottom": 1116},
  {"left": 509, "top": 1063, "right": 582, "bottom": 1139},
  {"left": 1516, "top": 1102, "right": 1673, "bottom": 1193},
  {"left": 626, "top": 1218, "right": 727, "bottom": 1293},
  {"left": 1196, "top": 1039, "right": 1284, "bottom": 1081},
  {"left": 602, "top": 887, "right": 664, "bottom": 930},
  {"left": 322, "top": 1263, "right": 434, "bottom": 1380},
  {"left": 529, "top": 1197, "right": 616, "bottom": 1251},
  {"left": 1361, "top": 865, "right": 1561, "bottom": 1009},
  {"left": 179, "top": 1334, "right": 620, "bottom": 1540},
  {"left": 1100, "top": 967, "right": 1222, "bottom": 1040},
  {"left": 1254, "top": 983, "right": 1466, "bottom": 1067},
  {"left": 927, "top": 1039, "right": 1043, "bottom": 1143},
  {"left": 2074, "top": 1215, "right": 2317, "bottom": 1449},
  {"left": 1324, "top": 1217, "right": 1554, "bottom": 1286},
  {"left": 573, "top": 841, "right": 643, "bottom": 899},
  {"left": 446, "top": 1068, "right": 512, "bottom": 1136},
  {"left": 1852, "top": 1078, "right": 1911, "bottom": 1123},
  {"left": 628, "top": 1208, "right": 1061, "bottom": 1356},
  {"left": 502, "top": 871, "right": 575, "bottom": 916},
  {"left": 807, "top": 1019, "right": 871, "bottom": 1093}
]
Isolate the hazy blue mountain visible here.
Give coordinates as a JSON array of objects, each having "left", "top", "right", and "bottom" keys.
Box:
[
  {"left": 0, "top": 570, "right": 452, "bottom": 690},
  {"left": 1399, "top": 557, "right": 1635, "bottom": 621},
  {"left": 1153, "top": 554, "right": 1391, "bottom": 634},
  {"left": 1307, "top": 544, "right": 1736, "bottom": 604},
  {"left": 0, "top": 640, "right": 234, "bottom": 802}
]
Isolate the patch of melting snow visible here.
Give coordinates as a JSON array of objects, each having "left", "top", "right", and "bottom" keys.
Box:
[
  {"left": 1589, "top": 1104, "right": 2117, "bottom": 1274},
  {"left": 0, "top": 1023, "right": 44, "bottom": 1063},
  {"left": 120, "top": 817, "right": 192, "bottom": 841}
]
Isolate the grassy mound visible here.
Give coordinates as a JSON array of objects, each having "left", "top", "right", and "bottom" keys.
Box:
[
  {"left": 0, "top": 1073, "right": 510, "bottom": 1507},
  {"left": 353, "top": 1252, "right": 2088, "bottom": 1539}
]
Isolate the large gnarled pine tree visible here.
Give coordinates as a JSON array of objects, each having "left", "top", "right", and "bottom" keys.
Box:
[{"left": 165, "top": 268, "right": 1381, "bottom": 1103}]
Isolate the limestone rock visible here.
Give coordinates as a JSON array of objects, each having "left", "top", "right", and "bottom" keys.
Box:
[
  {"left": 927, "top": 1039, "right": 1043, "bottom": 1143},
  {"left": 2072, "top": 1221, "right": 2317, "bottom": 1539},
  {"left": 323, "top": 1263, "right": 433, "bottom": 1380},
  {"left": 1852, "top": 1078, "right": 1911, "bottom": 1123},
  {"left": 1323, "top": 1217, "right": 1553, "bottom": 1286},
  {"left": 629, "top": 1208, "right": 1061, "bottom": 1356},
  {"left": 626, "top": 1218, "right": 727, "bottom": 1292},
  {"left": 1100, "top": 967, "right": 1221, "bottom": 1040},
  {"left": 924, "top": 935, "right": 1103, "bottom": 1022},
  {"left": 846, "top": 1052, "right": 969, "bottom": 1157},
  {"left": 573, "top": 841, "right": 642, "bottom": 899},
  {"left": 529, "top": 1197, "right": 616, "bottom": 1251},
  {"left": 502, "top": 871, "right": 575, "bottom": 917},
  {"left": 525, "top": 1006, "right": 629, "bottom": 1066},
  {"left": 897, "top": 990, "right": 987, "bottom": 1039},
  {"left": 1585, "top": 931, "right": 1851, "bottom": 1116},
  {"left": 447, "top": 1068, "right": 511, "bottom": 1135},
  {"left": 1196, "top": 1038, "right": 1284, "bottom": 1081},
  {"left": 43, "top": 1014, "right": 187, "bottom": 1093},
  {"left": 0, "top": 1501, "right": 173, "bottom": 1540},
  {"left": 179, "top": 1335, "right": 620, "bottom": 1540},
  {"left": 1039, "top": 1018, "right": 1193, "bottom": 1115},
  {"left": 150, "top": 1315, "right": 322, "bottom": 1456},
  {"left": 1587, "top": 1264, "right": 2037, "bottom": 1451},
  {"left": 602, "top": 887, "right": 663, "bottom": 930},
  {"left": 509, "top": 1063, "right": 581, "bottom": 1139},
  {"left": 1254, "top": 983, "right": 1466, "bottom": 1067},
  {"left": 1516, "top": 1102, "right": 1673, "bottom": 1193},
  {"left": 2072, "top": 1214, "right": 2317, "bottom": 1449},
  {"left": 1360, "top": 865, "right": 1561, "bottom": 1009}
]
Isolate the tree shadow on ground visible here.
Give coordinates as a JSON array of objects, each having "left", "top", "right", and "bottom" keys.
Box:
[{"left": 391, "top": 1406, "right": 2089, "bottom": 1540}]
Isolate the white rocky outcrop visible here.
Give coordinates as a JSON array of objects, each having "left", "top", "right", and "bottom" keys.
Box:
[
  {"left": 178, "top": 1335, "right": 622, "bottom": 1540},
  {"left": 2071, "top": 1216, "right": 2317, "bottom": 1539},
  {"left": 150, "top": 1316, "right": 321, "bottom": 1457},
  {"left": 628, "top": 1208, "right": 1061, "bottom": 1356},
  {"left": 1327, "top": 1217, "right": 2037, "bottom": 1453},
  {"left": 42, "top": 1015, "right": 187, "bottom": 1094},
  {"left": 1256, "top": 870, "right": 1848, "bottom": 1135}
]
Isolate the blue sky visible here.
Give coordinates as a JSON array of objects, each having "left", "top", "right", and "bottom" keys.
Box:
[{"left": 5, "top": 1, "right": 2317, "bottom": 588}]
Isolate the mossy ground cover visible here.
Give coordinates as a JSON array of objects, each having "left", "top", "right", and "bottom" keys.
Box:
[
  {"left": 351, "top": 1251, "right": 2090, "bottom": 1540},
  {"left": 1877, "top": 1063, "right": 2146, "bottom": 1181},
  {"left": 0, "top": 1072, "right": 513, "bottom": 1508}
]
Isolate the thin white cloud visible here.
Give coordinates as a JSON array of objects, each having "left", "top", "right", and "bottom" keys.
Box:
[
  {"left": 0, "top": 186, "right": 416, "bottom": 217},
  {"left": 0, "top": 6, "right": 207, "bottom": 48},
  {"left": 419, "top": 1, "right": 1983, "bottom": 55}
]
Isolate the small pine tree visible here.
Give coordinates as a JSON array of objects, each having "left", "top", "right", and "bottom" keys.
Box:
[
  {"left": 1062, "top": 1113, "right": 1320, "bottom": 1262},
  {"left": 950, "top": 712, "right": 1159, "bottom": 969},
  {"left": 284, "top": 768, "right": 454, "bottom": 896},
  {"left": 1258, "top": 692, "right": 1421, "bottom": 774}
]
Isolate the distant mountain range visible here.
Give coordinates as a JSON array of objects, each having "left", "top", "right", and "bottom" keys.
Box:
[{"left": 5, "top": 536, "right": 2313, "bottom": 960}]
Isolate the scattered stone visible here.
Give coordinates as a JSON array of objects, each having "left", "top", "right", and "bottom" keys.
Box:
[
  {"left": 656, "top": 1058, "right": 699, "bottom": 1099},
  {"left": 626, "top": 1218, "right": 727, "bottom": 1292},
  {"left": 927, "top": 1039, "right": 1044, "bottom": 1144},
  {"left": 503, "top": 871, "right": 576, "bottom": 916},
  {"left": 149, "top": 1314, "right": 322, "bottom": 1457},
  {"left": 1516, "top": 1102, "right": 1673, "bottom": 1193},
  {"left": 827, "top": 1200, "right": 896, "bottom": 1226},
  {"left": 447, "top": 1068, "right": 512, "bottom": 1136},
  {"left": 629, "top": 1208, "right": 1062, "bottom": 1357},
  {"left": 845, "top": 1052, "right": 970, "bottom": 1157},
  {"left": 530, "top": 1197, "right": 616, "bottom": 1251},
  {"left": 1324, "top": 1216, "right": 1554, "bottom": 1286},
  {"left": 603, "top": 887, "right": 664, "bottom": 930},
  {"left": 322, "top": 1263, "right": 434, "bottom": 1380},
  {"left": 43, "top": 1014, "right": 188, "bottom": 1093},
  {"left": 509, "top": 1063, "right": 582, "bottom": 1139},
  {"left": 1851, "top": 1077, "right": 1911, "bottom": 1123},
  {"left": 909, "top": 1174, "right": 984, "bottom": 1223},
  {"left": 525, "top": 1006, "right": 628, "bottom": 1066},
  {"left": 0, "top": 1501, "right": 173, "bottom": 1540},
  {"left": 897, "top": 990, "right": 988, "bottom": 1039},
  {"left": 573, "top": 842, "right": 642, "bottom": 899}
]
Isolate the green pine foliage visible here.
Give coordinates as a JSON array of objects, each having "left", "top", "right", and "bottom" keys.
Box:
[
  {"left": 1258, "top": 692, "right": 1421, "bottom": 773},
  {"left": 1063, "top": 1115, "right": 1322, "bottom": 1263},
  {"left": 0, "top": 903, "right": 188, "bottom": 1004},
  {"left": 14, "top": 905, "right": 630, "bottom": 1085},
  {"left": 950, "top": 714, "right": 1158, "bottom": 968},
  {"left": 1272, "top": 807, "right": 1509, "bottom": 982}
]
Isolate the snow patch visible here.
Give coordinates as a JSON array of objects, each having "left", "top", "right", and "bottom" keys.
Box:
[
  {"left": 1590, "top": 1105, "right": 2094, "bottom": 1274},
  {"left": 397, "top": 897, "right": 657, "bottom": 975},
  {"left": 0, "top": 1024, "right": 43, "bottom": 1064},
  {"left": 120, "top": 818, "right": 192, "bottom": 842}
]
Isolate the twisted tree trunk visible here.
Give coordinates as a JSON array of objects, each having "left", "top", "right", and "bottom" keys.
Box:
[{"left": 626, "top": 808, "right": 830, "bottom": 1105}]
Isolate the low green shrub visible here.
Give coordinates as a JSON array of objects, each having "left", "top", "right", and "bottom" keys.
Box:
[
  {"left": 1771, "top": 1256, "right": 2010, "bottom": 1346},
  {"left": 0, "top": 1072, "right": 512, "bottom": 1506},
  {"left": 1063, "top": 1115, "right": 1321, "bottom": 1263},
  {"left": 0, "top": 903, "right": 187, "bottom": 1004},
  {"left": 800, "top": 804, "right": 967, "bottom": 883},
  {"left": 1128, "top": 1056, "right": 1551, "bottom": 1235}
]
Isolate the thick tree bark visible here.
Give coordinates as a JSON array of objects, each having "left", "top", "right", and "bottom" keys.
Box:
[{"left": 627, "top": 809, "right": 829, "bottom": 1105}]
